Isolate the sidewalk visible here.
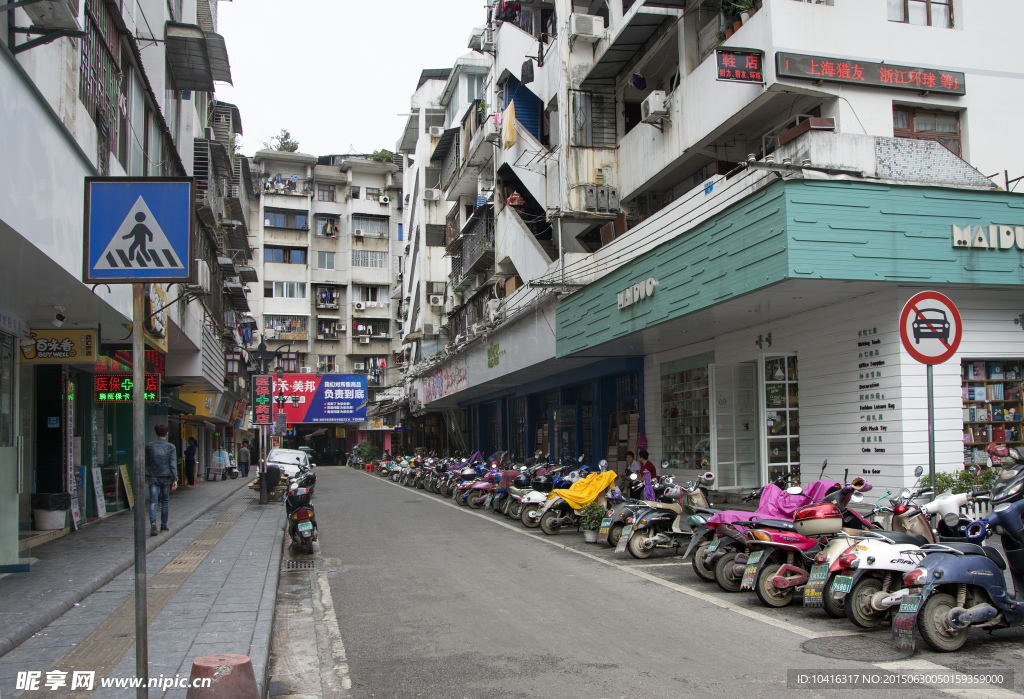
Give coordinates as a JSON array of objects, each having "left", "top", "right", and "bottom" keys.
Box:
[{"left": 0, "top": 477, "right": 285, "bottom": 698}]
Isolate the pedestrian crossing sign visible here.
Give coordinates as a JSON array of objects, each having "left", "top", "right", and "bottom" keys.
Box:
[{"left": 83, "top": 177, "right": 194, "bottom": 284}]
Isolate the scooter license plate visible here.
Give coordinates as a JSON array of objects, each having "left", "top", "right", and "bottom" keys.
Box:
[
  {"left": 615, "top": 526, "right": 633, "bottom": 553},
  {"left": 706, "top": 539, "right": 720, "bottom": 553},
  {"left": 802, "top": 563, "right": 830, "bottom": 608},
  {"left": 597, "top": 517, "right": 613, "bottom": 544},
  {"left": 831, "top": 575, "right": 853, "bottom": 597},
  {"left": 892, "top": 595, "right": 921, "bottom": 652},
  {"left": 297, "top": 521, "right": 313, "bottom": 532},
  {"left": 740, "top": 549, "right": 764, "bottom": 590}
]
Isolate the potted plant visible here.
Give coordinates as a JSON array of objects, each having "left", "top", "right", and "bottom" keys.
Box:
[{"left": 580, "top": 503, "right": 607, "bottom": 543}]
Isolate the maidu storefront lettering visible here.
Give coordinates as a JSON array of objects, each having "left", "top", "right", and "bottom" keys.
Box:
[
  {"left": 952, "top": 224, "right": 1024, "bottom": 250},
  {"left": 617, "top": 277, "right": 658, "bottom": 310}
]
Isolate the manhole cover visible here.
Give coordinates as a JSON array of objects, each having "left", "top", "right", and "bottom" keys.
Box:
[
  {"left": 281, "top": 559, "right": 317, "bottom": 572},
  {"left": 803, "top": 635, "right": 911, "bottom": 662}
]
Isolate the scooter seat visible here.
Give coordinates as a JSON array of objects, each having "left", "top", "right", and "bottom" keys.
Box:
[
  {"left": 867, "top": 531, "right": 930, "bottom": 546},
  {"left": 752, "top": 518, "right": 796, "bottom": 531},
  {"left": 932, "top": 542, "right": 1006, "bottom": 570}
]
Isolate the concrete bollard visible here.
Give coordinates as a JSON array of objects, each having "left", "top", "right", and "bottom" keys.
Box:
[{"left": 186, "top": 654, "right": 259, "bottom": 699}]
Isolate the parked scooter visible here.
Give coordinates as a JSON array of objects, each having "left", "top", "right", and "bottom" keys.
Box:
[
  {"left": 617, "top": 472, "right": 716, "bottom": 559},
  {"left": 893, "top": 495, "right": 1024, "bottom": 653},
  {"left": 285, "top": 475, "right": 317, "bottom": 555},
  {"left": 538, "top": 463, "right": 616, "bottom": 535}
]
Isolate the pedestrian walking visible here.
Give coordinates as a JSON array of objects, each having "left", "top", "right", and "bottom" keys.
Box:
[
  {"left": 184, "top": 437, "right": 197, "bottom": 487},
  {"left": 145, "top": 423, "right": 178, "bottom": 536},
  {"left": 238, "top": 442, "right": 250, "bottom": 477},
  {"left": 211, "top": 442, "right": 229, "bottom": 481}
]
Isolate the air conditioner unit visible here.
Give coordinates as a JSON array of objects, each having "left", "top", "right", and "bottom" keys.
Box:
[
  {"left": 429, "top": 126, "right": 444, "bottom": 138},
  {"left": 423, "top": 323, "right": 435, "bottom": 336},
  {"left": 359, "top": 336, "right": 371, "bottom": 344},
  {"left": 354, "top": 362, "right": 366, "bottom": 371},
  {"left": 423, "top": 188, "right": 441, "bottom": 201},
  {"left": 429, "top": 295, "right": 444, "bottom": 306},
  {"left": 570, "top": 13, "right": 605, "bottom": 42},
  {"left": 354, "top": 302, "right": 365, "bottom": 310},
  {"left": 195, "top": 260, "right": 211, "bottom": 293},
  {"left": 353, "top": 230, "right": 364, "bottom": 237},
  {"left": 23, "top": 0, "right": 79, "bottom": 30},
  {"left": 641, "top": 91, "right": 669, "bottom": 123},
  {"left": 380, "top": 195, "right": 390, "bottom": 204},
  {"left": 468, "top": 26, "right": 492, "bottom": 52},
  {"left": 300, "top": 367, "right": 314, "bottom": 374}
]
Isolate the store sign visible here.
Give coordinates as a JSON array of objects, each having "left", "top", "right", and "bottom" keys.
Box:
[
  {"left": 716, "top": 48, "right": 763, "bottom": 83},
  {"left": 776, "top": 52, "right": 966, "bottom": 95},
  {"left": 94, "top": 374, "right": 161, "bottom": 402},
  {"left": 617, "top": 277, "right": 658, "bottom": 310},
  {"left": 952, "top": 224, "right": 1024, "bottom": 250},
  {"left": 272, "top": 373, "right": 367, "bottom": 424},
  {"left": 251, "top": 375, "right": 273, "bottom": 425},
  {"left": 20, "top": 329, "right": 97, "bottom": 363},
  {"left": 424, "top": 364, "right": 468, "bottom": 403},
  {"left": 105, "top": 349, "right": 166, "bottom": 377}
]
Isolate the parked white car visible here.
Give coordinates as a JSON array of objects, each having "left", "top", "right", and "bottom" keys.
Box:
[{"left": 266, "top": 448, "right": 312, "bottom": 479}]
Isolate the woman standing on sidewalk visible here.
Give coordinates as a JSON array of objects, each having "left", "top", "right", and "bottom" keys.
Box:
[{"left": 184, "top": 437, "right": 198, "bottom": 487}]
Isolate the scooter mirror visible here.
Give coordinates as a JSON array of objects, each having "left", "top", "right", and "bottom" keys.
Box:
[
  {"left": 786, "top": 486, "right": 803, "bottom": 495},
  {"left": 850, "top": 492, "right": 864, "bottom": 504},
  {"left": 968, "top": 465, "right": 980, "bottom": 477},
  {"left": 661, "top": 459, "right": 670, "bottom": 468},
  {"left": 943, "top": 511, "right": 960, "bottom": 527},
  {"left": 914, "top": 465, "right": 924, "bottom": 478},
  {"left": 598, "top": 459, "right": 609, "bottom": 471}
]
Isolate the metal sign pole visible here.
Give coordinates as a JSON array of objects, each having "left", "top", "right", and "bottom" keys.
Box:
[
  {"left": 132, "top": 283, "right": 149, "bottom": 698},
  {"left": 927, "top": 363, "right": 936, "bottom": 493}
]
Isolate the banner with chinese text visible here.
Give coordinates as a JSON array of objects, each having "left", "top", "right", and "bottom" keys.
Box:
[{"left": 271, "top": 374, "right": 367, "bottom": 424}]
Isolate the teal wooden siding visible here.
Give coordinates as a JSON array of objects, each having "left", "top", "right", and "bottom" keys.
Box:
[{"left": 557, "top": 179, "right": 1024, "bottom": 358}]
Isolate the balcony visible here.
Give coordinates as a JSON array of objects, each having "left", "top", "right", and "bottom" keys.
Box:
[{"left": 448, "top": 207, "right": 495, "bottom": 292}]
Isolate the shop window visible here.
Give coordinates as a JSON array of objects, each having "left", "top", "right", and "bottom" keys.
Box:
[
  {"left": 509, "top": 396, "right": 527, "bottom": 462},
  {"left": 962, "top": 360, "right": 1023, "bottom": 466},
  {"left": 887, "top": 0, "right": 952, "bottom": 27},
  {"left": 662, "top": 367, "right": 710, "bottom": 470},
  {"left": 764, "top": 356, "right": 800, "bottom": 485},
  {"left": 713, "top": 363, "right": 758, "bottom": 488},
  {"left": 893, "top": 106, "right": 961, "bottom": 157},
  {"left": 553, "top": 407, "right": 577, "bottom": 465}
]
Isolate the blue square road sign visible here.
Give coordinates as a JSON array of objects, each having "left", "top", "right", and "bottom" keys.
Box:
[{"left": 83, "top": 177, "right": 195, "bottom": 284}]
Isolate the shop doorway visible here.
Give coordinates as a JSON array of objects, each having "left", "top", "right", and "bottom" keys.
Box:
[
  {"left": 714, "top": 363, "right": 758, "bottom": 489},
  {"left": 764, "top": 355, "right": 800, "bottom": 485},
  {"left": 552, "top": 406, "right": 577, "bottom": 466}
]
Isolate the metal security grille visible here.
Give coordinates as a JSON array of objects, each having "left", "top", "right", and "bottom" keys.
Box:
[
  {"left": 351, "top": 250, "right": 388, "bottom": 268},
  {"left": 80, "top": 0, "right": 120, "bottom": 154},
  {"left": 572, "top": 91, "right": 616, "bottom": 149}
]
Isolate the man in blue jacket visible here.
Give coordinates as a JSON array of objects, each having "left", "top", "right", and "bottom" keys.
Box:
[{"left": 145, "top": 423, "right": 178, "bottom": 536}]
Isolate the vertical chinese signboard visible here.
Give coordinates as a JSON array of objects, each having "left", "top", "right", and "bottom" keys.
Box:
[{"left": 251, "top": 375, "right": 273, "bottom": 425}]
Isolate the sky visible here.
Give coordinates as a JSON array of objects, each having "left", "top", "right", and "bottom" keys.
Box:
[{"left": 215, "top": 0, "right": 486, "bottom": 159}]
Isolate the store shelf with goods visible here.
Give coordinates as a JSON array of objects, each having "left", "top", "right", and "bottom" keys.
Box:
[
  {"left": 962, "top": 359, "right": 1024, "bottom": 465},
  {"left": 661, "top": 366, "right": 710, "bottom": 469}
]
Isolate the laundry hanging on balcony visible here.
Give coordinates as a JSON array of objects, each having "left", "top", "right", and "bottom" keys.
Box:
[
  {"left": 502, "top": 100, "right": 517, "bottom": 149},
  {"left": 521, "top": 59, "right": 534, "bottom": 85}
]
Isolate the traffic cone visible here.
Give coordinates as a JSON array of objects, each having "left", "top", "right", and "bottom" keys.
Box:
[{"left": 186, "top": 654, "right": 259, "bottom": 699}]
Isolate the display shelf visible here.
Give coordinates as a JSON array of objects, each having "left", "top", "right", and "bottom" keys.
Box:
[
  {"left": 661, "top": 366, "right": 710, "bottom": 469},
  {"left": 962, "top": 360, "right": 1024, "bottom": 466}
]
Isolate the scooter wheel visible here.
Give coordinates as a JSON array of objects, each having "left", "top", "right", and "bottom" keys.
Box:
[
  {"left": 303, "top": 537, "right": 314, "bottom": 555},
  {"left": 521, "top": 505, "right": 542, "bottom": 528},
  {"left": 626, "top": 529, "right": 654, "bottom": 559},
  {"left": 229, "top": 471, "right": 238, "bottom": 479},
  {"left": 844, "top": 575, "right": 884, "bottom": 627},
  {"left": 540, "top": 509, "right": 561, "bottom": 535},
  {"left": 508, "top": 500, "right": 524, "bottom": 519},
  {"left": 918, "top": 592, "right": 968, "bottom": 652},
  {"left": 467, "top": 491, "right": 487, "bottom": 509},
  {"left": 691, "top": 540, "right": 716, "bottom": 582},
  {"left": 606, "top": 523, "right": 624, "bottom": 547},
  {"left": 754, "top": 562, "right": 795, "bottom": 608},
  {"left": 714, "top": 550, "right": 744, "bottom": 593}
]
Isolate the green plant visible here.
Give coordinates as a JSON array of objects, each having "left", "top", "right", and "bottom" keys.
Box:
[
  {"left": 370, "top": 149, "right": 393, "bottom": 163},
  {"left": 580, "top": 503, "right": 607, "bottom": 531},
  {"left": 916, "top": 467, "right": 998, "bottom": 494},
  {"left": 715, "top": 30, "right": 727, "bottom": 42},
  {"left": 354, "top": 441, "right": 382, "bottom": 462},
  {"left": 264, "top": 129, "right": 299, "bottom": 152}
]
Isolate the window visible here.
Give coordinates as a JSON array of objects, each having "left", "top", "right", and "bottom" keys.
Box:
[
  {"left": 317, "top": 217, "right": 339, "bottom": 237},
  {"left": 888, "top": 0, "right": 952, "bottom": 27},
  {"left": 317, "top": 251, "right": 335, "bottom": 270},
  {"left": 764, "top": 356, "right": 800, "bottom": 485},
  {"left": 350, "top": 186, "right": 360, "bottom": 199},
  {"left": 351, "top": 250, "right": 388, "bottom": 268},
  {"left": 365, "top": 187, "right": 381, "bottom": 202},
  {"left": 446, "top": 81, "right": 461, "bottom": 127},
  {"left": 80, "top": 0, "right": 121, "bottom": 166},
  {"left": 351, "top": 285, "right": 387, "bottom": 303},
  {"left": 317, "top": 184, "right": 336, "bottom": 202},
  {"left": 264, "top": 209, "right": 309, "bottom": 229},
  {"left": 315, "top": 286, "right": 339, "bottom": 307},
  {"left": 264, "top": 246, "right": 307, "bottom": 264},
  {"left": 263, "top": 282, "right": 307, "bottom": 298},
  {"left": 263, "top": 315, "right": 308, "bottom": 339},
  {"left": 572, "top": 91, "right": 616, "bottom": 149},
  {"left": 893, "top": 106, "right": 961, "bottom": 157},
  {"left": 317, "top": 355, "right": 337, "bottom": 373},
  {"left": 351, "top": 215, "right": 389, "bottom": 238}
]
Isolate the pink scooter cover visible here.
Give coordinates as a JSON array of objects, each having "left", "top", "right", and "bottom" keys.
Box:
[{"left": 706, "top": 480, "right": 840, "bottom": 527}]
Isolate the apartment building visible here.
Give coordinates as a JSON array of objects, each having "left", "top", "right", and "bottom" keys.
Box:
[
  {"left": 398, "top": 0, "right": 1024, "bottom": 490},
  {"left": 1, "top": 0, "right": 250, "bottom": 572},
  {"left": 249, "top": 150, "right": 405, "bottom": 451}
]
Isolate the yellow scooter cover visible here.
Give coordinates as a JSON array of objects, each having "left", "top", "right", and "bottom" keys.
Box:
[{"left": 548, "top": 471, "right": 617, "bottom": 510}]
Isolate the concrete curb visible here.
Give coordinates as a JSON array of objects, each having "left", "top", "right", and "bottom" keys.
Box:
[
  {"left": 250, "top": 507, "right": 286, "bottom": 699},
  {"left": 0, "top": 479, "right": 250, "bottom": 659}
]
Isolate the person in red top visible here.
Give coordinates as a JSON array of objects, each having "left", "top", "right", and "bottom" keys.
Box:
[{"left": 638, "top": 450, "right": 657, "bottom": 479}]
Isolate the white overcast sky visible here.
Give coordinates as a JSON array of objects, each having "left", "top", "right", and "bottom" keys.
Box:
[{"left": 215, "top": 0, "right": 486, "bottom": 158}]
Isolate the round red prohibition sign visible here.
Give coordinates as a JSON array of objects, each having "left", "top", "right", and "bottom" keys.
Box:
[{"left": 899, "top": 291, "right": 962, "bottom": 364}]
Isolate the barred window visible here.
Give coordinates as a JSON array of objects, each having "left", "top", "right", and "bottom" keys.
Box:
[
  {"left": 572, "top": 91, "right": 616, "bottom": 149},
  {"left": 80, "top": 0, "right": 120, "bottom": 158},
  {"left": 351, "top": 250, "right": 388, "bottom": 268}
]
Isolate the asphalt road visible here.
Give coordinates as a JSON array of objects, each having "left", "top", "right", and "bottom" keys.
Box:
[{"left": 298, "top": 467, "right": 1024, "bottom": 699}]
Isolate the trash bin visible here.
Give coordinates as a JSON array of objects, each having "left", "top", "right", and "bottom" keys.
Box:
[{"left": 31, "top": 493, "right": 71, "bottom": 530}]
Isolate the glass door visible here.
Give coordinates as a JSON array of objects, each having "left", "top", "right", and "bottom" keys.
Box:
[
  {"left": 0, "top": 334, "right": 23, "bottom": 571},
  {"left": 764, "top": 355, "right": 800, "bottom": 485},
  {"left": 714, "top": 363, "right": 758, "bottom": 488},
  {"left": 551, "top": 406, "right": 577, "bottom": 467}
]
